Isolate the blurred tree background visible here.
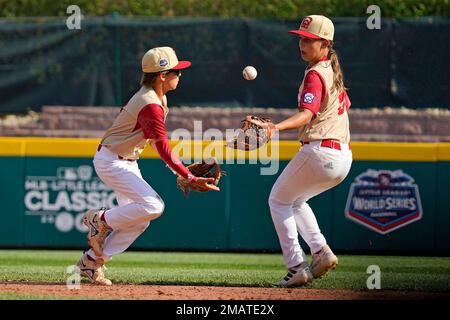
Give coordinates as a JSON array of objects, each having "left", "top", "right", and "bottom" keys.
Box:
[
  {"left": 1, "top": 0, "right": 449, "bottom": 112},
  {"left": 1, "top": 0, "right": 449, "bottom": 18}
]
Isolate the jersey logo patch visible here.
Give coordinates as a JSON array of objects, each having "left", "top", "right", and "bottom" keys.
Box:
[{"left": 303, "top": 93, "right": 315, "bottom": 104}]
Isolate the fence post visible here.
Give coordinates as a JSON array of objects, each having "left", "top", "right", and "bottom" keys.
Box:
[{"left": 111, "top": 11, "right": 123, "bottom": 106}]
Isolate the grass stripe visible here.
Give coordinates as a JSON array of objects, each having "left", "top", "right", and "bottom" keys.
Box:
[{"left": 0, "top": 250, "right": 449, "bottom": 292}]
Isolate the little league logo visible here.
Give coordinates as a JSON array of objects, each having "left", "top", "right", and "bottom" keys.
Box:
[
  {"left": 345, "top": 169, "right": 423, "bottom": 234},
  {"left": 303, "top": 93, "right": 315, "bottom": 104},
  {"left": 159, "top": 58, "right": 169, "bottom": 67}
]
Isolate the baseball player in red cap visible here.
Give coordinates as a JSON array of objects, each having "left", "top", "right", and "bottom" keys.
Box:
[
  {"left": 248, "top": 15, "right": 352, "bottom": 287},
  {"left": 75, "top": 47, "right": 219, "bottom": 285}
]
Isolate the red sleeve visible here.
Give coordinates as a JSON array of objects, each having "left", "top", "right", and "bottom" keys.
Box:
[
  {"left": 297, "top": 70, "right": 325, "bottom": 115},
  {"left": 137, "top": 104, "right": 197, "bottom": 182},
  {"left": 339, "top": 90, "right": 351, "bottom": 111}
]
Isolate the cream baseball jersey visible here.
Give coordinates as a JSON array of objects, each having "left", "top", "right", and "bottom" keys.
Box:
[
  {"left": 100, "top": 86, "right": 168, "bottom": 160},
  {"left": 297, "top": 60, "right": 351, "bottom": 144}
]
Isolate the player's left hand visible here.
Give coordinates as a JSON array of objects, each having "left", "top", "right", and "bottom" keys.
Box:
[
  {"left": 190, "top": 177, "right": 220, "bottom": 192},
  {"left": 227, "top": 115, "right": 274, "bottom": 151},
  {"left": 245, "top": 115, "right": 276, "bottom": 131}
]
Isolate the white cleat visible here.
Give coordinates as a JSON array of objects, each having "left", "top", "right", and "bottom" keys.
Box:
[
  {"left": 83, "top": 208, "right": 112, "bottom": 257},
  {"left": 279, "top": 262, "right": 313, "bottom": 288},
  {"left": 76, "top": 253, "right": 112, "bottom": 286},
  {"left": 311, "top": 244, "right": 338, "bottom": 278}
]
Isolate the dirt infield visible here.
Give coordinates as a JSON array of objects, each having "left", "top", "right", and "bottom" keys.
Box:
[{"left": 1, "top": 282, "right": 448, "bottom": 300}]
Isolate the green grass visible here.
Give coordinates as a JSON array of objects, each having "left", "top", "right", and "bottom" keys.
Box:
[
  {"left": 0, "top": 250, "right": 449, "bottom": 292},
  {"left": 0, "top": 292, "right": 84, "bottom": 300}
]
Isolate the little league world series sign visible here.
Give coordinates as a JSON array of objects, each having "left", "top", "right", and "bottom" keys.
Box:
[{"left": 345, "top": 169, "right": 423, "bottom": 234}]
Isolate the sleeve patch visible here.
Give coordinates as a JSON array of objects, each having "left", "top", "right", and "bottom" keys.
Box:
[{"left": 303, "top": 92, "right": 315, "bottom": 104}]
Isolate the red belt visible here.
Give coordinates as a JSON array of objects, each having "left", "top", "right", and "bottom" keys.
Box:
[
  {"left": 97, "top": 144, "right": 136, "bottom": 162},
  {"left": 302, "top": 139, "right": 351, "bottom": 151}
]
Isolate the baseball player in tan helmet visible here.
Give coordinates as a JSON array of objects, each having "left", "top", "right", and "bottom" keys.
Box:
[
  {"left": 248, "top": 15, "right": 352, "bottom": 287},
  {"left": 75, "top": 46, "right": 219, "bottom": 285}
]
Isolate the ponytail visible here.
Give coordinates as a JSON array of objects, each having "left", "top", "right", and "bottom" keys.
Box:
[{"left": 327, "top": 42, "right": 347, "bottom": 94}]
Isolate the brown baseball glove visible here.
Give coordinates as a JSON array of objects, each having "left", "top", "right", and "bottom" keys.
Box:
[
  {"left": 176, "top": 158, "right": 224, "bottom": 196},
  {"left": 227, "top": 115, "right": 274, "bottom": 151}
]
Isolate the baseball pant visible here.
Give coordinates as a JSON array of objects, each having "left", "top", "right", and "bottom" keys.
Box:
[
  {"left": 87, "top": 146, "right": 164, "bottom": 261},
  {"left": 269, "top": 141, "right": 352, "bottom": 269}
]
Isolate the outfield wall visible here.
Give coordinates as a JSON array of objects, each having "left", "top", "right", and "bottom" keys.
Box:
[{"left": 1, "top": 137, "right": 449, "bottom": 253}]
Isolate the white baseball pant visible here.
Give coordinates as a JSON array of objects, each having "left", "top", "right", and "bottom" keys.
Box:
[
  {"left": 86, "top": 146, "right": 165, "bottom": 261},
  {"left": 269, "top": 141, "right": 352, "bottom": 269}
]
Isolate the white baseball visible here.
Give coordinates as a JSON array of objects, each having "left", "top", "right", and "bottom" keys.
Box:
[{"left": 242, "top": 66, "right": 257, "bottom": 80}]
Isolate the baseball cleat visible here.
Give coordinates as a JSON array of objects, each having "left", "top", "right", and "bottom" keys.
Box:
[
  {"left": 311, "top": 244, "right": 338, "bottom": 278},
  {"left": 279, "top": 262, "right": 313, "bottom": 287},
  {"left": 83, "top": 208, "right": 112, "bottom": 257},
  {"left": 76, "top": 253, "right": 112, "bottom": 286}
]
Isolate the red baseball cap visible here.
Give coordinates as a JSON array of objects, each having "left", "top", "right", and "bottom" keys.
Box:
[{"left": 171, "top": 60, "right": 192, "bottom": 70}]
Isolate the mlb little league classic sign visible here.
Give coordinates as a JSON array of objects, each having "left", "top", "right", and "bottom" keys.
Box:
[{"left": 345, "top": 169, "right": 423, "bottom": 234}]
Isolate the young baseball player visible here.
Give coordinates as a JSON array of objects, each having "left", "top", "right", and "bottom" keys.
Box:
[
  {"left": 76, "top": 46, "right": 219, "bottom": 285},
  {"left": 248, "top": 15, "right": 352, "bottom": 287}
]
